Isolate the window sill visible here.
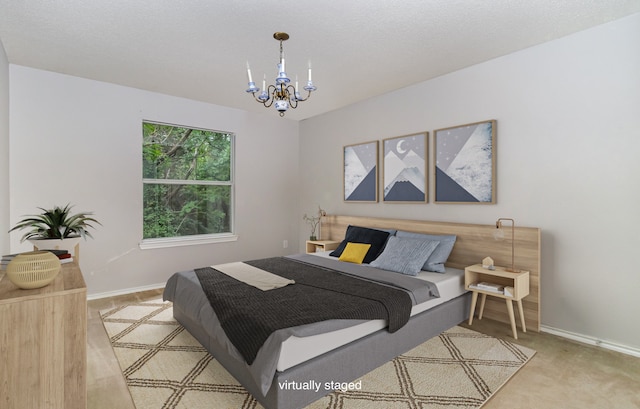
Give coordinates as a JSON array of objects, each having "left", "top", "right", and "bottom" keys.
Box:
[{"left": 139, "top": 234, "right": 238, "bottom": 250}]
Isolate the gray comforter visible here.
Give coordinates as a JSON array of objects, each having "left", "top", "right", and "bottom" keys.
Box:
[{"left": 163, "top": 253, "right": 439, "bottom": 396}]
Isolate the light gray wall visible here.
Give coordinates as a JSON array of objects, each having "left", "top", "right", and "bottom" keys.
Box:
[
  {"left": 0, "top": 40, "right": 9, "bottom": 256},
  {"left": 299, "top": 13, "right": 640, "bottom": 351},
  {"left": 8, "top": 66, "right": 300, "bottom": 296}
]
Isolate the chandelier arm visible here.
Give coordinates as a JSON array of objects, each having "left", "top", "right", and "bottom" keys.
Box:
[
  {"left": 250, "top": 91, "right": 274, "bottom": 108},
  {"left": 257, "top": 85, "right": 277, "bottom": 108},
  {"left": 285, "top": 84, "right": 298, "bottom": 109},
  {"left": 294, "top": 89, "right": 312, "bottom": 102},
  {"left": 262, "top": 98, "right": 275, "bottom": 108},
  {"left": 250, "top": 92, "right": 263, "bottom": 103}
]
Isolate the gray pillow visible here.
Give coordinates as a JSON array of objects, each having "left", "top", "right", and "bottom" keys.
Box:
[
  {"left": 395, "top": 231, "right": 457, "bottom": 273},
  {"left": 370, "top": 236, "right": 439, "bottom": 276}
]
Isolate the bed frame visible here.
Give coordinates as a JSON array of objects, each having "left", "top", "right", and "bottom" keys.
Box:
[
  {"left": 173, "top": 215, "right": 541, "bottom": 409},
  {"left": 175, "top": 292, "right": 469, "bottom": 409}
]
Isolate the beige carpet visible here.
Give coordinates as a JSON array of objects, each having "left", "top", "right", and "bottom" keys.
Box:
[{"left": 101, "top": 299, "right": 535, "bottom": 409}]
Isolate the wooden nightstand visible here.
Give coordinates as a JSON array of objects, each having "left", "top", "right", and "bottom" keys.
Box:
[
  {"left": 306, "top": 240, "right": 341, "bottom": 254},
  {"left": 465, "top": 264, "right": 530, "bottom": 339}
]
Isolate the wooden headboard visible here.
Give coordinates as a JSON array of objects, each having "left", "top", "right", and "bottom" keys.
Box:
[{"left": 321, "top": 215, "right": 541, "bottom": 332}]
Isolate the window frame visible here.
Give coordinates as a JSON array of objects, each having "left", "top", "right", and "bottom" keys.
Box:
[{"left": 139, "top": 121, "right": 237, "bottom": 249}]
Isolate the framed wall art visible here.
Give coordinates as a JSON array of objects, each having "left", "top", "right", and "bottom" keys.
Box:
[
  {"left": 434, "top": 120, "right": 496, "bottom": 204},
  {"left": 382, "top": 132, "right": 428, "bottom": 203},
  {"left": 343, "top": 140, "right": 378, "bottom": 202}
]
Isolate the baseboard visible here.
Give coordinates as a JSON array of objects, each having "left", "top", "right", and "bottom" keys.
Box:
[
  {"left": 541, "top": 325, "right": 640, "bottom": 358},
  {"left": 87, "top": 282, "right": 166, "bottom": 301}
]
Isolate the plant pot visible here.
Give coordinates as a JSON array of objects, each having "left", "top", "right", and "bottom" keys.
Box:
[
  {"left": 309, "top": 236, "right": 317, "bottom": 241},
  {"left": 28, "top": 236, "right": 82, "bottom": 261}
]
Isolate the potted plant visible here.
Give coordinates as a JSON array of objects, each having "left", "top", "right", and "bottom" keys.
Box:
[
  {"left": 303, "top": 206, "right": 326, "bottom": 241},
  {"left": 9, "top": 204, "right": 101, "bottom": 258}
]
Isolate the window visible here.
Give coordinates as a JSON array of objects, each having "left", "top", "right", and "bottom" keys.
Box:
[{"left": 141, "top": 121, "right": 234, "bottom": 247}]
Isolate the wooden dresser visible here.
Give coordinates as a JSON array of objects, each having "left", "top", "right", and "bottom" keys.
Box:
[{"left": 0, "top": 262, "right": 87, "bottom": 409}]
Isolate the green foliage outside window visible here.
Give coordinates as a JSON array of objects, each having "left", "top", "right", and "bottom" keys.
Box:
[{"left": 142, "top": 122, "right": 233, "bottom": 240}]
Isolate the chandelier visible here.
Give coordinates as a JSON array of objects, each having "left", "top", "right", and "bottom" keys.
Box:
[{"left": 245, "top": 32, "right": 316, "bottom": 117}]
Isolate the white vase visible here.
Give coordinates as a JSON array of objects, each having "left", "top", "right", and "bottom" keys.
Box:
[{"left": 28, "top": 237, "right": 82, "bottom": 262}]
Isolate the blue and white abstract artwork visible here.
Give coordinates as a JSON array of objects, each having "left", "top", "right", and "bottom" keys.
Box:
[
  {"left": 435, "top": 120, "right": 496, "bottom": 203},
  {"left": 383, "top": 133, "right": 427, "bottom": 202},
  {"left": 344, "top": 141, "right": 378, "bottom": 202}
]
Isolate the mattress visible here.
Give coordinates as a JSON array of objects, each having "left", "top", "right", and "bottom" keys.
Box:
[{"left": 276, "top": 251, "right": 465, "bottom": 371}]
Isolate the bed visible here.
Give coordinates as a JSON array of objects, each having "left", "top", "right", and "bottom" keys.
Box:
[{"left": 163, "top": 215, "right": 541, "bottom": 409}]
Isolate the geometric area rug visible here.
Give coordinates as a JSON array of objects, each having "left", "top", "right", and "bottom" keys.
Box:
[{"left": 101, "top": 299, "right": 536, "bottom": 409}]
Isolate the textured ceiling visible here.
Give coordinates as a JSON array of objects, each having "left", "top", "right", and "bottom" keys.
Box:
[{"left": 1, "top": 0, "right": 639, "bottom": 120}]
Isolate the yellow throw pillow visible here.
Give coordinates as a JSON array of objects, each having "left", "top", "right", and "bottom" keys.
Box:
[{"left": 338, "top": 242, "right": 372, "bottom": 264}]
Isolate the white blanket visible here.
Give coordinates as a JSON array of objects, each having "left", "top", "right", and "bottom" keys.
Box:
[{"left": 212, "top": 262, "right": 295, "bottom": 291}]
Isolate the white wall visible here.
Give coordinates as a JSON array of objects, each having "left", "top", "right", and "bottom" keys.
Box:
[
  {"left": 0, "top": 40, "right": 8, "bottom": 256},
  {"left": 299, "top": 13, "right": 640, "bottom": 351},
  {"left": 8, "top": 66, "right": 300, "bottom": 296},
  {"left": 4, "top": 12, "right": 639, "bottom": 354}
]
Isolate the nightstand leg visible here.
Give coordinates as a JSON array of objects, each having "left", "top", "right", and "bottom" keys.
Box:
[
  {"left": 506, "top": 299, "right": 518, "bottom": 339},
  {"left": 517, "top": 299, "right": 526, "bottom": 333},
  {"left": 468, "top": 291, "right": 479, "bottom": 325},
  {"left": 478, "top": 293, "right": 487, "bottom": 320}
]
